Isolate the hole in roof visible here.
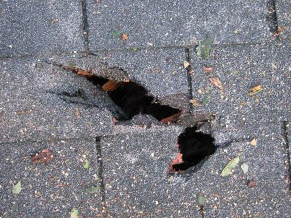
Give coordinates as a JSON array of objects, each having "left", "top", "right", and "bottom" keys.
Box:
[{"left": 168, "top": 126, "right": 216, "bottom": 173}]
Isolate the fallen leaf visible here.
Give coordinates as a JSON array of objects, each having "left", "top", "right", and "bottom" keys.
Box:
[
  {"left": 241, "top": 101, "right": 248, "bottom": 107},
  {"left": 131, "top": 47, "right": 138, "bottom": 52},
  {"left": 241, "top": 163, "right": 249, "bottom": 174},
  {"left": 121, "top": 33, "right": 128, "bottom": 40},
  {"left": 247, "top": 180, "right": 256, "bottom": 188},
  {"left": 12, "top": 180, "right": 22, "bottom": 194},
  {"left": 77, "top": 69, "right": 92, "bottom": 77},
  {"left": 220, "top": 156, "right": 240, "bottom": 177},
  {"left": 197, "top": 193, "right": 207, "bottom": 206},
  {"left": 275, "top": 26, "right": 283, "bottom": 36},
  {"left": 113, "top": 30, "right": 121, "bottom": 37},
  {"left": 250, "top": 138, "right": 257, "bottom": 146},
  {"left": 49, "top": 19, "right": 58, "bottom": 24},
  {"left": 86, "top": 185, "right": 100, "bottom": 193},
  {"left": 248, "top": 85, "right": 263, "bottom": 96},
  {"left": 74, "top": 108, "right": 81, "bottom": 117},
  {"left": 70, "top": 208, "right": 79, "bottom": 218},
  {"left": 183, "top": 61, "right": 190, "bottom": 69},
  {"left": 209, "top": 77, "right": 223, "bottom": 90},
  {"left": 84, "top": 160, "right": 90, "bottom": 169},
  {"left": 189, "top": 99, "right": 203, "bottom": 107},
  {"left": 202, "top": 94, "right": 211, "bottom": 105},
  {"left": 31, "top": 148, "right": 54, "bottom": 164},
  {"left": 203, "top": 66, "right": 213, "bottom": 73},
  {"left": 196, "top": 36, "right": 213, "bottom": 59}
]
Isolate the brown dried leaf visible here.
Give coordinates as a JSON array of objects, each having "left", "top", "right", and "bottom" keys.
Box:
[
  {"left": 77, "top": 69, "right": 92, "bottom": 77},
  {"left": 121, "top": 33, "right": 128, "bottom": 40},
  {"left": 189, "top": 99, "right": 203, "bottom": 107},
  {"left": 203, "top": 66, "right": 213, "bottom": 73},
  {"left": 31, "top": 148, "right": 54, "bottom": 164},
  {"left": 248, "top": 85, "right": 263, "bottom": 96},
  {"left": 209, "top": 77, "right": 223, "bottom": 90},
  {"left": 247, "top": 180, "right": 256, "bottom": 188}
]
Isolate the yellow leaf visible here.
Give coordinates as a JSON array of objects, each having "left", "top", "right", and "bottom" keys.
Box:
[
  {"left": 209, "top": 77, "right": 223, "bottom": 90},
  {"left": 221, "top": 156, "right": 240, "bottom": 177},
  {"left": 248, "top": 85, "right": 263, "bottom": 96},
  {"left": 250, "top": 138, "right": 257, "bottom": 146}
]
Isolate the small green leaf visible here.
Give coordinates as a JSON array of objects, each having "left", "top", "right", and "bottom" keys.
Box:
[
  {"left": 131, "top": 47, "right": 138, "bottom": 52},
  {"left": 12, "top": 180, "right": 22, "bottom": 194},
  {"left": 113, "top": 30, "right": 121, "bottom": 37},
  {"left": 86, "top": 185, "right": 99, "bottom": 193},
  {"left": 70, "top": 208, "right": 79, "bottom": 218},
  {"left": 241, "top": 163, "right": 249, "bottom": 174},
  {"left": 196, "top": 36, "right": 213, "bottom": 59},
  {"left": 221, "top": 156, "right": 240, "bottom": 177},
  {"left": 202, "top": 94, "right": 211, "bottom": 105},
  {"left": 197, "top": 193, "right": 207, "bottom": 206},
  {"left": 84, "top": 160, "right": 90, "bottom": 169}
]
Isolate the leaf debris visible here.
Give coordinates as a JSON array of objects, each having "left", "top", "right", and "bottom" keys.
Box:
[
  {"left": 30, "top": 148, "right": 54, "bottom": 164},
  {"left": 183, "top": 61, "right": 190, "bottom": 69},
  {"left": 247, "top": 180, "right": 256, "bottom": 188},
  {"left": 12, "top": 180, "right": 22, "bottom": 194},
  {"left": 203, "top": 66, "right": 213, "bottom": 73},
  {"left": 250, "top": 139, "right": 257, "bottom": 146},
  {"left": 221, "top": 156, "right": 240, "bottom": 177},
  {"left": 189, "top": 99, "right": 203, "bottom": 107},
  {"left": 86, "top": 185, "right": 100, "bottom": 193},
  {"left": 113, "top": 30, "right": 121, "bottom": 37},
  {"left": 121, "top": 33, "right": 128, "bottom": 40},
  {"left": 196, "top": 36, "right": 213, "bottom": 59},
  {"left": 241, "top": 163, "right": 249, "bottom": 174},
  {"left": 209, "top": 77, "right": 223, "bottom": 90},
  {"left": 197, "top": 193, "right": 207, "bottom": 206},
  {"left": 70, "top": 208, "right": 79, "bottom": 218},
  {"left": 84, "top": 160, "right": 90, "bottom": 169},
  {"left": 248, "top": 85, "right": 263, "bottom": 96}
]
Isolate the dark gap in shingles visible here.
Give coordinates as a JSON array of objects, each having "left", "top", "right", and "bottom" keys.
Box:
[
  {"left": 168, "top": 125, "right": 216, "bottom": 173},
  {"left": 185, "top": 48, "right": 193, "bottom": 113},
  {"left": 95, "top": 137, "right": 107, "bottom": 214},
  {"left": 81, "top": 0, "right": 89, "bottom": 53},
  {"left": 282, "top": 121, "right": 291, "bottom": 192},
  {"left": 62, "top": 66, "right": 182, "bottom": 122},
  {"left": 266, "top": 0, "right": 279, "bottom": 37}
]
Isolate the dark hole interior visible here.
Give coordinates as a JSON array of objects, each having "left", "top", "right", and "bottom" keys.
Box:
[
  {"left": 88, "top": 75, "right": 181, "bottom": 121},
  {"left": 170, "top": 126, "right": 216, "bottom": 172}
]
